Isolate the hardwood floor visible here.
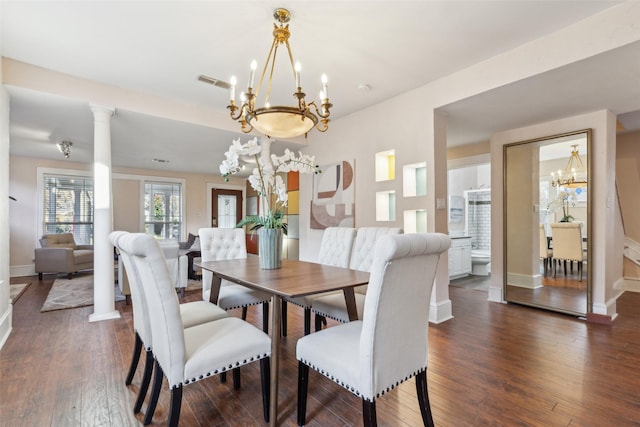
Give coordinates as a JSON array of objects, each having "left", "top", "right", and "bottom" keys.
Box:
[{"left": 3, "top": 275, "right": 640, "bottom": 426}]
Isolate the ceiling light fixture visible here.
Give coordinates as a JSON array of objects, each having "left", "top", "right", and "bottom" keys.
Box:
[
  {"left": 57, "top": 141, "right": 72, "bottom": 158},
  {"left": 550, "top": 144, "right": 587, "bottom": 188},
  {"left": 227, "top": 8, "right": 332, "bottom": 139}
]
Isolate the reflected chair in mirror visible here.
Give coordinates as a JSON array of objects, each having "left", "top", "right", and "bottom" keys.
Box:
[
  {"left": 110, "top": 231, "right": 230, "bottom": 424},
  {"left": 118, "top": 232, "right": 272, "bottom": 426},
  {"left": 281, "top": 227, "right": 357, "bottom": 336},
  {"left": 550, "top": 222, "right": 585, "bottom": 281},
  {"left": 539, "top": 224, "right": 553, "bottom": 276},
  {"left": 311, "top": 227, "right": 402, "bottom": 332},
  {"left": 296, "top": 233, "right": 450, "bottom": 427},
  {"left": 199, "top": 227, "right": 272, "bottom": 333}
]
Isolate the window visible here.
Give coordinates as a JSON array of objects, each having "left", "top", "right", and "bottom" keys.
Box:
[
  {"left": 144, "top": 181, "right": 183, "bottom": 240},
  {"left": 42, "top": 174, "right": 94, "bottom": 244}
]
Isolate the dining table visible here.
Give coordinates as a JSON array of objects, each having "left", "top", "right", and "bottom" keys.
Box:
[{"left": 197, "top": 256, "right": 371, "bottom": 426}]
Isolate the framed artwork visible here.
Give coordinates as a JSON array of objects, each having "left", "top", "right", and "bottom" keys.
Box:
[{"left": 310, "top": 160, "right": 355, "bottom": 229}]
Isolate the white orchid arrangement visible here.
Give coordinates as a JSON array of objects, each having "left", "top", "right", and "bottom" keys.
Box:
[
  {"left": 547, "top": 189, "right": 578, "bottom": 222},
  {"left": 220, "top": 137, "right": 320, "bottom": 232}
]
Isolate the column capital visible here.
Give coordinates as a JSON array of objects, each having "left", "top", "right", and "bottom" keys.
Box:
[{"left": 89, "top": 103, "right": 116, "bottom": 117}]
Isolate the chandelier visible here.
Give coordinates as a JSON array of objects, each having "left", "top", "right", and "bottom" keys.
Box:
[
  {"left": 550, "top": 144, "right": 587, "bottom": 188},
  {"left": 227, "top": 8, "right": 332, "bottom": 139},
  {"left": 57, "top": 141, "right": 72, "bottom": 159}
]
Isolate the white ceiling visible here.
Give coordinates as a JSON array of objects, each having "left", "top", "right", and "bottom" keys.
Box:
[{"left": 3, "top": 1, "right": 638, "bottom": 175}]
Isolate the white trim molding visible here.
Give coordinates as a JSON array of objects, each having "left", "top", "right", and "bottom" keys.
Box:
[{"left": 429, "top": 299, "right": 453, "bottom": 324}]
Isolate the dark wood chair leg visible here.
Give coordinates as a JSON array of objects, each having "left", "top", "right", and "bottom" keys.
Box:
[
  {"left": 415, "top": 370, "right": 435, "bottom": 427},
  {"left": 67, "top": 272, "right": 72, "bottom": 280},
  {"left": 133, "top": 350, "right": 154, "bottom": 413},
  {"left": 126, "top": 332, "right": 143, "bottom": 385},
  {"left": 38, "top": 272, "right": 43, "bottom": 280},
  {"left": 304, "top": 308, "right": 311, "bottom": 336},
  {"left": 260, "top": 357, "right": 271, "bottom": 423},
  {"left": 579, "top": 262, "right": 583, "bottom": 282},
  {"left": 282, "top": 300, "right": 288, "bottom": 337},
  {"left": 262, "top": 302, "right": 269, "bottom": 334},
  {"left": 168, "top": 386, "right": 182, "bottom": 427},
  {"left": 297, "top": 362, "right": 309, "bottom": 426},
  {"left": 144, "top": 360, "right": 164, "bottom": 425},
  {"left": 220, "top": 371, "right": 227, "bottom": 383},
  {"left": 314, "top": 314, "right": 323, "bottom": 332},
  {"left": 233, "top": 367, "right": 241, "bottom": 390},
  {"left": 362, "top": 399, "right": 377, "bottom": 427},
  {"left": 241, "top": 306, "right": 248, "bottom": 320}
]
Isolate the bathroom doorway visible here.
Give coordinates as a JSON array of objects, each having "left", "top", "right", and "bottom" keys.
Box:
[{"left": 448, "top": 162, "right": 491, "bottom": 287}]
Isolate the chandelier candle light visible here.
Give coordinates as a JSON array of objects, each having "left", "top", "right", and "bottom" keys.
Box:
[
  {"left": 227, "top": 8, "right": 332, "bottom": 139},
  {"left": 550, "top": 144, "right": 587, "bottom": 188},
  {"left": 220, "top": 137, "right": 320, "bottom": 268}
]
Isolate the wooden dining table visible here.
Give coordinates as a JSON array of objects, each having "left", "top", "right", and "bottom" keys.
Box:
[{"left": 197, "top": 257, "right": 370, "bottom": 426}]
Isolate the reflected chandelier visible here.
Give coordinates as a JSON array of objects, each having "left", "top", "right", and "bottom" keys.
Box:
[
  {"left": 227, "top": 8, "right": 332, "bottom": 139},
  {"left": 550, "top": 144, "right": 587, "bottom": 188}
]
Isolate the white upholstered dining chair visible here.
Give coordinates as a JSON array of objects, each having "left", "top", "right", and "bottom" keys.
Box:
[
  {"left": 281, "top": 227, "right": 357, "bottom": 336},
  {"left": 296, "top": 233, "right": 451, "bottom": 427},
  {"left": 311, "top": 227, "right": 402, "bottom": 331},
  {"left": 551, "top": 222, "right": 585, "bottom": 281},
  {"left": 110, "top": 231, "right": 229, "bottom": 423},
  {"left": 199, "top": 227, "right": 272, "bottom": 333},
  {"left": 117, "top": 231, "right": 272, "bottom": 426},
  {"left": 539, "top": 224, "right": 553, "bottom": 276}
]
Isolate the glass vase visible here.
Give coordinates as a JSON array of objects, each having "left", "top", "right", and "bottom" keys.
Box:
[{"left": 258, "top": 228, "right": 283, "bottom": 269}]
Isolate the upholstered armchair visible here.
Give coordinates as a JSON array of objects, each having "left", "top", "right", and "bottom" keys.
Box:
[{"left": 35, "top": 233, "right": 94, "bottom": 280}]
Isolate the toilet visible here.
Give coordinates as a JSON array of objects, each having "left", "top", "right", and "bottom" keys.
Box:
[{"left": 471, "top": 249, "right": 491, "bottom": 276}]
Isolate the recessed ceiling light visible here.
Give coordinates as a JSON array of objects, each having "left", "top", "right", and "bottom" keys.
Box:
[
  {"left": 358, "top": 83, "right": 372, "bottom": 92},
  {"left": 152, "top": 158, "right": 170, "bottom": 164}
]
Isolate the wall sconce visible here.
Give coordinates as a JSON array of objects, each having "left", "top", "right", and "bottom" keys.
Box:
[{"left": 57, "top": 141, "right": 72, "bottom": 158}]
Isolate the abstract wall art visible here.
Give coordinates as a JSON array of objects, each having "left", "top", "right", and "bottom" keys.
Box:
[{"left": 310, "top": 160, "right": 355, "bottom": 229}]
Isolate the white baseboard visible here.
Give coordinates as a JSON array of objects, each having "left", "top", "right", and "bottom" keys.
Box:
[
  {"left": 10, "top": 264, "right": 35, "bottom": 278},
  {"left": 624, "top": 277, "right": 640, "bottom": 292},
  {"left": 429, "top": 299, "right": 453, "bottom": 324},
  {"left": 0, "top": 304, "right": 13, "bottom": 352},
  {"left": 506, "top": 272, "right": 542, "bottom": 289},
  {"left": 488, "top": 286, "right": 505, "bottom": 303}
]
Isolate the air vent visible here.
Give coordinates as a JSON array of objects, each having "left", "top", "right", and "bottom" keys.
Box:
[{"left": 198, "top": 75, "right": 231, "bottom": 90}]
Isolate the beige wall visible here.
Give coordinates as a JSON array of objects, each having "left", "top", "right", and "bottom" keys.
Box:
[
  {"left": 616, "top": 130, "right": 640, "bottom": 281},
  {"left": 8, "top": 155, "right": 244, "bottom": 275},
  {"left": 447, "top": 141, "right": 490, "bottom": 160},
  {"left": 616, "top": 131, "right": 640, "bottom": 242}
]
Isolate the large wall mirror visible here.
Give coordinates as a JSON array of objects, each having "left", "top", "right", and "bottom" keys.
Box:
[{"left": 504, "top": 129, "right": 591, "bottom": 316}]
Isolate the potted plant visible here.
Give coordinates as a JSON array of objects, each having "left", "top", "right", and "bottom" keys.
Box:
[{"left": 220, "top": 137, "right": 320, "bottom": 268}]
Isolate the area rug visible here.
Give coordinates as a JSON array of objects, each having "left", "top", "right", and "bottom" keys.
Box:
[
  {"left": 41, "top": 274, "right": 93, "bottom": 312},
  {"left": 10, "top": 283, "right": 31, "bottom": 303}
]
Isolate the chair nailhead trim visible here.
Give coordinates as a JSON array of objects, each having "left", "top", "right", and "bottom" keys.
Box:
[
  {"left": 298, "top": 359, "right": 427, "bottom": 401},
  {"left": 224, "top": 301, "right": 267, "bottom": 310},
  {"left": 177, "top": 352, "right": 270, "bottom": 387}
]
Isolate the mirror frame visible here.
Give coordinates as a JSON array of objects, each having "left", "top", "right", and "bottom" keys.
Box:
[{"left": 503, "top": 129, "right": 592, "bottom": 316}]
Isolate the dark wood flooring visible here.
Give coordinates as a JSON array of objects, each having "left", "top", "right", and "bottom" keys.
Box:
[{"left": 2, "top": 275, "right": 640, "bottom": 426}]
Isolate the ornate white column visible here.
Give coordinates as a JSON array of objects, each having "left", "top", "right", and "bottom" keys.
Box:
[{"left": 89, "top": 104, "right": 120, "bottom": 322}]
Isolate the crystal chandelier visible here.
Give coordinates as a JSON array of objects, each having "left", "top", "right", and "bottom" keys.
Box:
[
  {"left": 57, "top": 141, "right": 72, "bottom": 158},
  {"left": 227, "top": 8, "right": 332, "bottom": 139},
  {"left": 550, "top": 144, "right": 587, "bottom": 188}
]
